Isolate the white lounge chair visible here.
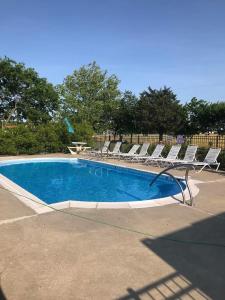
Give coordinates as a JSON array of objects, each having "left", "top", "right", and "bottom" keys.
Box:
[
  {"left": 165, "top": 145, "right": 198, "bottom": 166},
  {"left": 146, "top": 144, "right": 181, "bottom": 166},
  {"left": 188, "top": 148, "right": 221, "bottom": 172},
  {"left": 116, "top": 144, "right": 140, "bottom": 159},
  {"left": 90, "top": 141, "right": 110, "bottom": 156},
  {"left": 127, "top": 143, "right": 150, "bottom": 161},
  {"left": 106, "top": 141, "right": 122, "bottom": 156},
  {"left": 134, "top": 144, "right": 165, "bottom": 163}
]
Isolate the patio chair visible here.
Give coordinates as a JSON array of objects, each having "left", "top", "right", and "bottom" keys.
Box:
[
  {"left": 164, "top": 145, "right": 198, "bottom": 166},
  {"left": 90, "top": 141, "right": 110, "bottom": 156},
  {"left": 116, "top": 144, "right": 140, "bottom": 159},
  {"left": 106, "top": 141, "right": 122, "bottom": 156},
  {"left": 146, "top": 144, "right": 181, "bottom": 167},
  {"left": 127, "top": 143, "right": 150, "bottom": 161},
  {"left": 188, "top": 148, "right": 221, "bottom": 172},
  {"left": 133, "top": 144, "right": 165, "bottom": 163}
]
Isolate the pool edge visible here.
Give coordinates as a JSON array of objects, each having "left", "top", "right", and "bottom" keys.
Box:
[{"left": 0, "top": 157, "right": 199, "bottom": 213}]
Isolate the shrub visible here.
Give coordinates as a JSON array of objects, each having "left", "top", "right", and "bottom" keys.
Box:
[
  {"left": 120, "top": 142, "right": 131, "bottom": 153},
  {"left": 147, "top": 144, "right": 156, "bottom": 155},
  {"left": 161, "top": 144, "right": 171, "bottom": 157},
  {"left": 14, "top": 125, "right": 41, "bottom": 154},
  {"left": 70, "top": 121, "right": 94, "bottom": 147},
  {"left": 195, "top": 147, "right": 209, "bottom": 162},
  {"left": 0, "top": 130, "right": 17, "bottom": 155},
  {"left": 35, "top": 124, "right": 65, "bottom": 153},
  {"left": 0, "top": 121, "right": 94, "bottom": 155}
]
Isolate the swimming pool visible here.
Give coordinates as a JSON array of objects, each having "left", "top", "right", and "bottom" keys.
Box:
[{"left": 0, "top": 158, "right": 187, "bottom": 210}]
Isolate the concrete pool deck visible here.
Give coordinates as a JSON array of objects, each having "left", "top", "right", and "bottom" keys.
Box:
[{"left": 0, "top": 153, "right": 225, "bottom": 299}]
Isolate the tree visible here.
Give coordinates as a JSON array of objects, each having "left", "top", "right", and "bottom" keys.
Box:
[
  {"left": 112, "top": 90, "right": 138, "bottom": 136},
  {"left": 183, "top": 97, "right": 209, "bottom": 135},
  {"left": 57, "top": 61, "right": 121, "bottom": 132},
  {"left": 207, "top": 102, "right": 225, "bottom": 134},
  {"left": 0, "top": 57, "right": 59, "bottom": 124},
  {"left": 137, "top": 86, "right": 184, "bottom": 140}
]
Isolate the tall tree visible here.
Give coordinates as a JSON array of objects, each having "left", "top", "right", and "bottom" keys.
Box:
[
  {"left": 0, "top": 57, "right": 59, "bottom": 124},
  {"left": 112, "top": 90, "right": 138, "bottom": 135},
  {"left": 137, "top": 86, "right": 184, "bottom": 140},
  {"left": 183, "top": 97, "right": 209, "bottom": 135},
  {"left": 207, "top": 102, "right": 225, "bottom": 134},
  {"left": 57, "top": 62, "right": 121, "bottom": 132},
  {"left": 184, "top": 98, "right": 225, "bottom": 135}
]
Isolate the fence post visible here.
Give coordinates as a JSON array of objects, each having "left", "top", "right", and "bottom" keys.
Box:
[{"left": 216, "top": 135, "right": 219, "bottom": 148}]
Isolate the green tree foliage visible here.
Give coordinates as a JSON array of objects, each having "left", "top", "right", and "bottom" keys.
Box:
[
  {"left": 2, "top": 55, "right": 225, "bottom": 156},
  {"left": 183, "top": 97, "right": 209, "bottom": 135},
  {"left": 57, "top": 61, "right": 121, "bottom": 132},
  {"left": 184, "top": 98, "right": 225, "bottom": 134},
  {"left": 137, "top": 86, "right": 184, "bottom": 140},
  {"left": 0, "top": 123, "right": 70, "bottom": 155},
  {"left": 71, "top": 121, "right": 95, "bottom": 146},
  {"left": 207, "top": 102, "right": 225, "bottom": 134},
  {"left": 0, "top": 57, "right": 59, "bottom": 124},
  {"left": 112, "top": 90, "right": 138, "bottom": 135}
]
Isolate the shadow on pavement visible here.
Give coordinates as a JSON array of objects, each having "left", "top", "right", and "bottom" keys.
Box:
[
  {"left": 118, "top": 212, "right": 225, "bottom": 299},
  {"left": 0, "top": 288, "right": 6, "bottom": 300}
]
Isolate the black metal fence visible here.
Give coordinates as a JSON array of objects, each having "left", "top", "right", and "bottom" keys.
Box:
[{"left": 93, "top": 134, "right": 225, "bottom": 149}]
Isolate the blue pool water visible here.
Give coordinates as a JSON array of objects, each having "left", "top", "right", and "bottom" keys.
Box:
[{"left": 0, "top": 159, "right": 185, "bottom": 204}]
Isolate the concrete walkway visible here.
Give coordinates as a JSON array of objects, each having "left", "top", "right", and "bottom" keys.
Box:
[{"left": 0, "top": 154, "right": 225, "bottom": 300}]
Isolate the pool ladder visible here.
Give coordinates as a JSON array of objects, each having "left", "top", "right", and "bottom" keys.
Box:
[{"left": 149, "top": 163, "right": 196, "bottom": 206}]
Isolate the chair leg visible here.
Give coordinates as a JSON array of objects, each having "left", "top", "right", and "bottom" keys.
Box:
[
  {"left": 197, "top": 164, "right": 207, "bottom": 173},
  {"left": 156, "top": 160, "right": 161, "bottom": 167},
  {"left": 216, "top": 163, "right": 220, "bottom": 171},
  {"left": 144, "top": 159, "right": 149, "bottom": 165}
]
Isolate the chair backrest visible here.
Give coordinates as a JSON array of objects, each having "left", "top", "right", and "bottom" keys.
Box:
[
  {"left": 101, "top": 141, "right": 110, "bottom": 153},
  {"left": 183, "top": 145, "right": 198, "bottom": 162},
  {"left": 138, "top": 143, "right": 150, "bottom": 156},
  {"left": 166, "top": 145, "right": 181, "bottom": 160},
  {"left": 204, "top": 148, "right": 221, "bottom": 163},
  {"left": 127, "top": 144, "right": 140, "bottom": 155},
  {"left": 112, "top": 142, "right": 122, "bottom": 154},
  {"left": 151, "top": 144, "right": 165, "bottom": 158}
]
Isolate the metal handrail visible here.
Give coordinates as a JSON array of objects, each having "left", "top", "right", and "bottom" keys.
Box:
[{"left": 149, "top": 163, "right": 196, "bottom": 206}]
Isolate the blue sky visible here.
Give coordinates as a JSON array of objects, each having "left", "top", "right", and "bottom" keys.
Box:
[{"left": 1, "top": 0, "right": 225, "bottom": 102}]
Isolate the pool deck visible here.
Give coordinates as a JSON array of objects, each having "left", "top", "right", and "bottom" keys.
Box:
[{"left": 0, "top": 153, "right": 225, "bottom": 300}]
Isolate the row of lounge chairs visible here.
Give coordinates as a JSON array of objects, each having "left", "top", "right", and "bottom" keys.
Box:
[{"left": 90, "top": 141, "right": 221, "bottom": 172}]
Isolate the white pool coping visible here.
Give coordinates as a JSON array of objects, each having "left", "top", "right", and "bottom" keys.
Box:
[{"left": 0, "top": 157, "right": 199, "bottom": 214}]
